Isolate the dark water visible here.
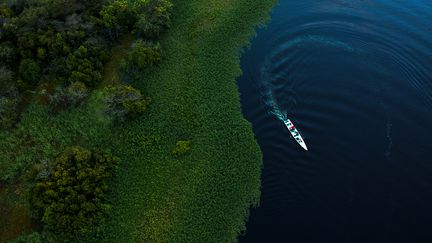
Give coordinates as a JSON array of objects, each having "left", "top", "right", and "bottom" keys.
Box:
[{"left": 237, "top": 0, "right": 432, "bottom": 242}]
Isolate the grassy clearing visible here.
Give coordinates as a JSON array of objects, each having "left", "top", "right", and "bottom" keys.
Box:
[{"left": 0, "top": 0, "right": 276, "bottom": 241}]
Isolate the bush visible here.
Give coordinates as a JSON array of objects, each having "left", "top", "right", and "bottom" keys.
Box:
[
  {"left": 28, "top": 146, "right": 119, "bottom": 240},
  {"left": 18, "top": 58, "right": 41, "bottom": 85},
  {"left": 104, "top": 84, "right": 150, "bottom": 122},
  {"left": 100, "top": 0, "right": 135, "bottom": 40},
  {"left": 1, "top": 0, "right": 173, "bottom": 93},
  {"left": 48, "top": 81, "right": 88, "bottom": 111},
  {"left": 120, "top": 40, "right": 161, "bottom": 75},
  {"left": 133, "top": 0, "right": 173, "bottom": 39},
  {"left": 172, "top": 140, "right": 191, "bottom": 156},
  {"left": 65, "top": 46, "right": 104, "bottom": 87}
]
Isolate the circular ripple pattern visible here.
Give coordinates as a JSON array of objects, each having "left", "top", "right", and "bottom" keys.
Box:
[{"left": 238, "top": 0, "right": 432, "bottom": 242}]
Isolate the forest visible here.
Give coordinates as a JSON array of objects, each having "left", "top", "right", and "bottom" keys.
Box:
[{"left": 0, "top": 0, "right": 276, "bottom": 241}]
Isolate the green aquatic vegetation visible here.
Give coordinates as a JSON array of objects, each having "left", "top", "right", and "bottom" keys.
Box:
[{"left": 100, "top": 0, "right": 277, "bottom": 241}]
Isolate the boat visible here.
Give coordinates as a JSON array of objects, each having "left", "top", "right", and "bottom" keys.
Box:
[{"left": 284, "top": 118, "right": 308, "bottom": 151}]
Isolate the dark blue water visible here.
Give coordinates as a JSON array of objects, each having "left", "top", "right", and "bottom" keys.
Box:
[{"left": 237, "top": 1, "right": 432, "bottom": 242}]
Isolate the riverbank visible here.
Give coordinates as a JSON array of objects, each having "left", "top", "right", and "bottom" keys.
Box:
[{"left": 101, "top": 0, "right": 276, "bottom": 241}]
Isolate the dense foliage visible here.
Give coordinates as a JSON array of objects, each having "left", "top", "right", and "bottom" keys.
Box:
[
  {"left": 0, "top": 0, "right": 277, "bottom": 241},
  {"left": 9, "top": 232, "right": 44, "bottom": 243},
  {"left": 29, "top": 146, "right": 119, "bottom": 240},
  {"left": 120, "top": 40, "right": 161, "bottom": 74},
  {"left": 1, "top": 0, "right": 109, "bottom": 88},
  {"left": 0, "top": 0, "right": 172, "bottom": 90},
  {"left": 101, "top": 0, "right": 173, "bottom": 39},
  {"left": 48, "top": 81, "right": 88, "bottom": 111},
  {"left": 104, "top": 84, "right": 151, "bottom": 122}
]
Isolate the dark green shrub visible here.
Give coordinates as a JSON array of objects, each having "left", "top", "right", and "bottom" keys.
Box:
[
  {"left": 172, "top": 140, "right": 191, "bottom": 156},
  {"left": 48, "top": 81, "right": 89, "bottom": 111},
  {"left": 0, "top": 43, "right": 16, "bottom": 64},
  {"left": 18, "top": 59, "right": 40, "bottom": 85},
  {"left": 104, "top": 84, "right": 151, "bottom": 122},
  {"left": 100, "top": 0, "right": 136, "bottom": 40},
  {"left": 65, "top": 45, "right": 104, "bottom": 87},
  {"left": 29, "top": 146, "right": 119, "bottom": 240},
  {"left": 120, "top": 40, "right": 161, "bottom": 75},
  {"left": 133, "top": 0, "right": 173, "bottom": 39}
]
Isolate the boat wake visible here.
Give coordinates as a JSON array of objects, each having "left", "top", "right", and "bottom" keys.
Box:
[
  {"left": 260, "top": 60, "right": 289, "bottom": 122},
  {"left": 260, "top": 59, "right": 308, "bottom": 151}
]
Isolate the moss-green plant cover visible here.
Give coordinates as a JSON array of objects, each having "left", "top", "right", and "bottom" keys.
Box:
[
  {"left": 0, "top": 0, "right": 276, "bottom": 241},
  {"left": 100, "top": 0, "right": 276, "bottom": 241}
]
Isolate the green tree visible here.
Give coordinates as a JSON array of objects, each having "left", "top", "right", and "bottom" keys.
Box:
[
  {"left": 104, "top": 84, "right": 151, "bottom": 122},
  {"left": 65, "top": 46, "right": 103, "bottom": 87},
  {"left": 133, "top": 0, "right": 173, "bottom": 39},
  {"left": 99, "top": 0, "right": 135, "bottom": 40},
  {"left": 29, "top": 147, "right": 119, "bottom": 240},
  {"left": 121, "top": 40, "right": 161, "bottom": 74},
  {"left": 0, "top": 43, "right": 16, "bottom": 64},
  {"left": 18, "top": 58, "right": 40, "bottom": 85}
]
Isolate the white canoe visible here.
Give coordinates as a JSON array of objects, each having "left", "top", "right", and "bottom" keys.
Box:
[{"left": 284, "top": 118, "right": 308, "bottom": 151}]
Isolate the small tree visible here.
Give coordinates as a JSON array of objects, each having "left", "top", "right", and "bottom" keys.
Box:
[
  {"left": 104, "top": 84, "right": 150, "bottom": 122},
  {"left": 132, "top": 0, "right": 173, "bottom": 39},
  {"left": 29, "top": 147, "right": 119, "bottom": 240},
  {"left": 48, "top": 81, "right": 89, "bottom": 111},
  {"left": 0, "top": 43, "right": 17, "bottom": 64},
  {"left": 173, "top": 140, "right": 191, "bottom": 156},
  {"left": 120, "top": 40, "right": 161, "bottom": 75},
  {"left": 18, "top": 58, "right": 41, "bottom": 85},
  {"left": 99, "top": 0, "right": 135, "bottom": 40}
]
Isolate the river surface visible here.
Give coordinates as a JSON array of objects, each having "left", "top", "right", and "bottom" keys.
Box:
[{"left": 237, "top": 0, "right": 432, "bottom": 242}]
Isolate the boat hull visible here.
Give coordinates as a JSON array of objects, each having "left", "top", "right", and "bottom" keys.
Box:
[{"left": 284, "top": 119, "right": 308, "bottom": 151}]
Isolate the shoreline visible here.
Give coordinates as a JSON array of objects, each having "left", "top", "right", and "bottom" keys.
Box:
[{"left": 102, "top": 0, "right": 277, "bottom": 241}]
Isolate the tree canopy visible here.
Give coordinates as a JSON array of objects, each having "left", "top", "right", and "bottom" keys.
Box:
[{"left": 29, "top": 146, "right": 119, "bottom": 240}]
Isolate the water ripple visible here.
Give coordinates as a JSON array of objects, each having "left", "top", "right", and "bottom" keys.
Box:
[{"left": 238, "top": 0, "right": 432, "bottom": 241}]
